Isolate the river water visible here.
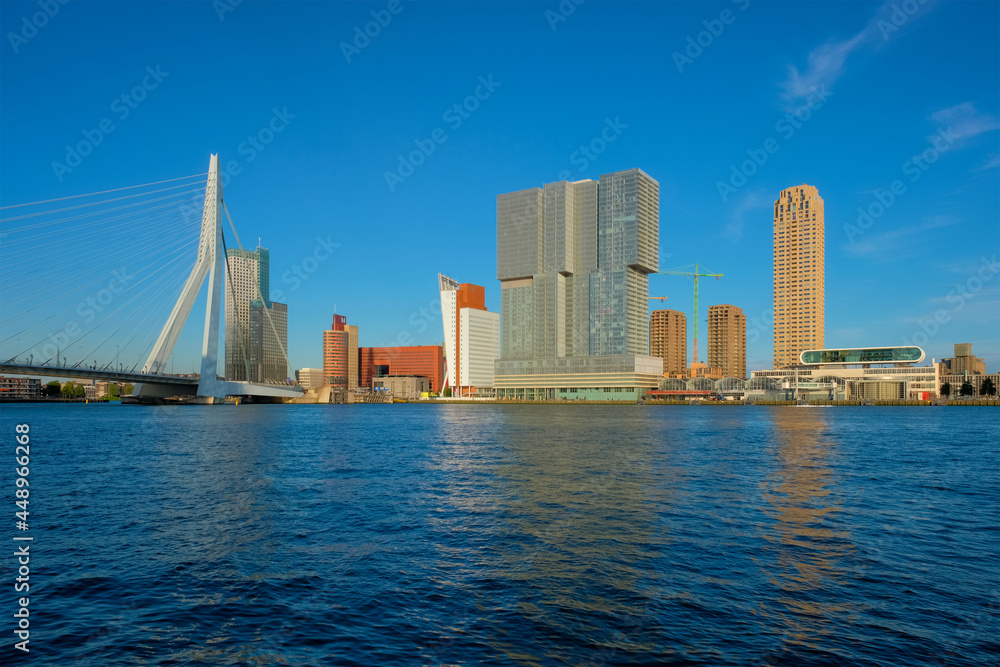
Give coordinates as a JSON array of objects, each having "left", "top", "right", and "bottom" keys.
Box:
[{"left": 1, "top": 403, "right": 997, "bottom": 666}]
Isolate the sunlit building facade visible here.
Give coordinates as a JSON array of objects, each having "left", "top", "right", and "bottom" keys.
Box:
[
  {"left": 295, "top": 368, "right": 325, "bottom": 390},
  {"left": 773, "top": 184, "right": 825, "bottom": 369},
  {"left": 0, "top": 376, "right": 41, "bottom": 399},
  {"left": 749, "top": 346, "right": 939, "bottom": 400},
  {"left": 940, "top": 343, "right": 987, "bottom": 376},
  {"left": 249, "top": 300, "right": 288, "bottom": 382},
  {"left": 707, "top": 304, "right": 746, "bottom": 379},
  {"left": 359, "top": 345, "right": 445, "bottom": 393},
  {"left": 323, "top": 314, "right": 358, "bottom": 390},
  {"left": 650, "top": 309, "right": 687, "bottom": 377}
]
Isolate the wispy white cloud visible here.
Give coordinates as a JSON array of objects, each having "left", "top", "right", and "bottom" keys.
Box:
[
  {"left": 779, "top": 31, "right": 869, "bottom": 110},
  {"left": 722, "top": 190, "right": 771, "bottom": 242},
  {"left": 778, "top": 1, "right": 934, "bottom": 110},
  {"left": 978, "top": 155, "right": 1000, "bottom": 171},
  {"left": 921, "top": 214, "right": 962, "bottom": 231},
  {"left": 919, "top": 294, "right": 1000, "bottom": 322},
  {"left": 845, "top": 214, "right": 959, "bottom": 256},
  {"left": 828, "top": 326, "right": 867, "bottom": 341},
  {"left": 929, "top": 103, "right": 1000, "bottom": 143}
]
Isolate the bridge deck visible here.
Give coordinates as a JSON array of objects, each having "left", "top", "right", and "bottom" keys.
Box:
[{"left": 0, "top": 364, "right": 302, "bottom": 397}]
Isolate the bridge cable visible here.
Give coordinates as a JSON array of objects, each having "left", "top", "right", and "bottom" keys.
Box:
[
  {"left": 3, "top": 223, "right": 197, "bottom": 309},
  {"left": 0, "top": 172, "right": 207, "bottom": 211},
  {"left": 0, "top": 204, "right": 201, "bottom": 276},
  {"left": 117, "top": 278, "right": 189, "bottom": 373},
  {"left": 0, "top": 180, "right": 207, "bottom": 225},
  {"left": 0, "top": 196, "right": 202, "bottom": 271},
  {"left": 11, "top": 245, "right": 195, "bottom": 362},
  {"left": 0, "top": 229, "right": 198, "bottom": 344},
  {"left": 54, "top": 251, "right": 195, "bottom": 367},
  {"left": 0, "top": 188, "right": 205, "bottom": 247},
  {"left": 74, "top": 259, "right": 195, "bottom": 370},
  {"left": 88, "top": 256, "right": 195, "bottom": 370}
]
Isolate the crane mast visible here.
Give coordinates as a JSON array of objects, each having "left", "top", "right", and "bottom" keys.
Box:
[{"left": 655, "top": 263, "right": 723, "bottom": 366}]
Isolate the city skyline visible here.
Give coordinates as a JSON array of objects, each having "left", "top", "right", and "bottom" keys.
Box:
[{"left": 1, "top": 1, "right": 997, "bottom": 375}]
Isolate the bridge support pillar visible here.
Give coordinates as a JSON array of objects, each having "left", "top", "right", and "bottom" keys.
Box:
[{"left": 138, "top": 154, "right": 226, "bottom": 400}]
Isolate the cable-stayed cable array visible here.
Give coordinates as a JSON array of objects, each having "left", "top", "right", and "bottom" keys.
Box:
[{"left": 0, "top": 172, "right": 209, "bottom": 373}]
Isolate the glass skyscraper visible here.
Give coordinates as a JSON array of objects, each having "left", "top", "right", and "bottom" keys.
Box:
[
  {"left": 590, "top": 168, "right": 659, "bottom": 355},
  {"left": 494, "top": 168, "right": 663, "bottom": 400},
  {"left": 225, "top": 245, "right": 289, "bottom": 382}
]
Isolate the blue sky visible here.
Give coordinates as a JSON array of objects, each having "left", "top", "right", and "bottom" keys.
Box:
[{"left": 1, "top": 0, "right": 998, "bottom": 375}]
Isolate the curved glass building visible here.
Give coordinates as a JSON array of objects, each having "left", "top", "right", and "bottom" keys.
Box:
[{"left": 799, "top": 346, "right": 924, "bottom": 366}]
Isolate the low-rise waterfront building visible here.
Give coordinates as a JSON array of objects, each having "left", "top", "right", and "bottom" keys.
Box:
[
  {"left": 690, "top": 362, "right": 724, "bottom": 380},
  {"left": 940, "top": 372, "right": 1000, "bottom": 399},
  {"left": 0, "top": 376, "right": 41, "bottom": 399},
  {"left": 373, "top": 375, "right": 430, "bottom": 399},
  {"left": 852, "top": 381, "right": 906, "bottom": 401},
  {"left": 295, "top": 368, "right": 325, "bottom": 390},
  {"left": 747, "top": 345, "right": 938, "bottom": 400},
  {"left": 494, "top": 355, "right": 664, "bottom": 401},
  {"left": 940, "top": 343, "right": 987, "bottom": 376}
]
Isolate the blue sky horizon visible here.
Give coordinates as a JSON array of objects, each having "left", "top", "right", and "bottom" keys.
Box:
[{"left": 1, "top": 0, "right": 998, "bottom": 375}]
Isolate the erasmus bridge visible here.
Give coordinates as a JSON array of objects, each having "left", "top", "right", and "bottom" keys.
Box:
[{"left": 0, "top": 155, "right": 302, "bottom": 403}]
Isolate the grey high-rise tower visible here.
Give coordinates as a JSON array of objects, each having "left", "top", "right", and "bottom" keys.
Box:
[
  {"left": 497, "top": 178, "right": 598, "bottom": 360},
  {"left": 494, "top": 169, "right": 663, "bottom": 401},
  {"left": 590, "top": 168, "right": 660, "bottom": 355}
]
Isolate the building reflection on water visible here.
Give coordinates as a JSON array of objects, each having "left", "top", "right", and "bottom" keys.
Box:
[
  {"left": 758, "top": 408, "right": 855, "bottom": 658},
  {"left": 429, "top": 406, "right": 669, "bottom": 662}
]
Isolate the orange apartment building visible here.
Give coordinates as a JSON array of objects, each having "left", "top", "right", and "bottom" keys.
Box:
[
  {"left": 773, "top": 184, "right": 825, "bottom": 368},
  {"left": 650, "top": 309, "right": 687, "bottom": 377},
  {"left": 707, "top": 304, "right": 747, "bottom": 378}
]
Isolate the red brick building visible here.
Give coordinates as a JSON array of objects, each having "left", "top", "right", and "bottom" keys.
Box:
[{"left": 359, "top": 345, "right": 445, "bottom": 393}]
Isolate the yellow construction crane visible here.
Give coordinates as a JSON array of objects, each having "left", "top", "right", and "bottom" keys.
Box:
[
  {"left": 648, "top": 296, "right": 669, "bottom": 302},
  {"left": 656, "top": 263, "right": 723, "bottom": 365}
]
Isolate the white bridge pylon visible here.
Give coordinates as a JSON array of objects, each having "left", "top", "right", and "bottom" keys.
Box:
[{"left": 137, "top": 154, "right": 226, "bottom": 398}]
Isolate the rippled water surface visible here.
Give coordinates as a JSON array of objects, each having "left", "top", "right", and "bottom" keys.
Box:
[{"left": 3, "top": 403, "right": 998, "bottom": 666}]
